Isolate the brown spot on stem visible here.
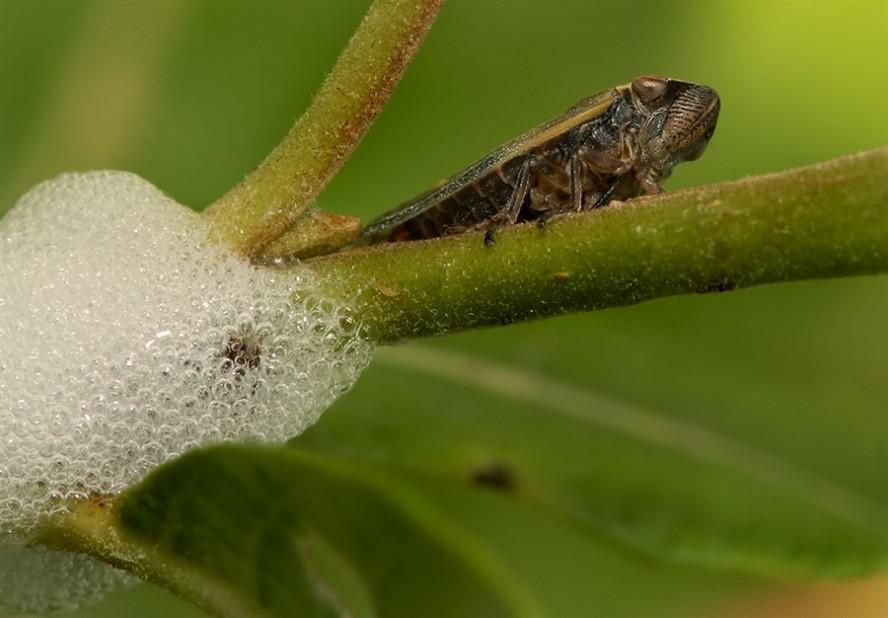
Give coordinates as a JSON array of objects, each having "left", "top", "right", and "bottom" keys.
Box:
[
  {"left": 697, "top": 278, "right": 737, "bottom": 294},
  {"left": 375, "top": 284, "right": 400, "bottom": 298}
]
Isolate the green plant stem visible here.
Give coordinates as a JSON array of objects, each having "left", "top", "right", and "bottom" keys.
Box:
[
  {"left": 308, "top": 147, "right": 888, "bottom": 343},
  {"left": 202, "top": 0, "right": 445, "bottom": 257},
  {"left": 35, "top": 498, "right": 257, "bottom": 617}
]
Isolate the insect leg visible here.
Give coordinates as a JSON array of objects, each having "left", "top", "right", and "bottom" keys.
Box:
[
  {"left": 502, "top": 156, "right": 537, "bottom": 223},
  {"left": 570, "top": 153, "right": 583, "bottom": 212},
  {"left": 638, "top": 172, "right": 664, "bottom": 195},
  {"left": 589, "top": 172, "right": 628, "bottom": 209},
  {"left": 483, "top": 155, "right": 538, "bottom": 246}
]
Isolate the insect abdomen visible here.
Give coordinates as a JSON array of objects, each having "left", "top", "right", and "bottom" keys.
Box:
[{"left": 386, "top": 162, "right": 519, "bottom": 241}]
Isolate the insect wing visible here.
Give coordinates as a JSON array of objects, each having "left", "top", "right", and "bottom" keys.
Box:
[
  {"left": 361, "top": 87, "right": 624, "bottom": 240},
  {"left": 361, "top": 153, "right": 501, "bottom": 238}
]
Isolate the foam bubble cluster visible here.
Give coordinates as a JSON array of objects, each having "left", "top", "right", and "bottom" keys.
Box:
[
  {"left": 0, "top": 546, "right": 135, "bottom": 614},
  {"left": 0, "top": 172, "right": 374, "bottom": 611}
]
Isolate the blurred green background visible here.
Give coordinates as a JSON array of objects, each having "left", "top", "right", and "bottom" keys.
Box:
[{"left": 2, "top": 0, "right": 887, "bottom": 616}]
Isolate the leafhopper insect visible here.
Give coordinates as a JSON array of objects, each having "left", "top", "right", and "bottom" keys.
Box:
[{"left": 361, "top": 75, "right": 720, "bottom": 245}]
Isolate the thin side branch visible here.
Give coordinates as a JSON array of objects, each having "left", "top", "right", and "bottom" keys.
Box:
[
  {"left": 36, "top": 498, "right": 256, "bottom": 617},
  {"left": 203, "top": 0, "right": 445, "bottom": 257},
  {"left": 307, "top": 147, "right": 888, "bottom": 343}
]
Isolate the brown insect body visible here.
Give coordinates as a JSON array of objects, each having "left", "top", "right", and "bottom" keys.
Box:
[{"left": 361, "top": 76, "right": 720, "bottom": 243}]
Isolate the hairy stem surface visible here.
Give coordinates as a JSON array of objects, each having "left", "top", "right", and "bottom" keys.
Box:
[
  {"left": 203, "top": 0, "right": 445, "bottom": 257},
  {"left": 308, "top": 147, "right": 888, "bottom": 343}
]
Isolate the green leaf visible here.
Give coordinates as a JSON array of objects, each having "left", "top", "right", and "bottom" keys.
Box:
[
  {"left": 108, "top": 445, "right": 544, "bottom": 618},
  {"left": 295, "top": 298, "right": 888, "bottom": 577},
  {"left": 53, "top": 443, "right": 755, "bottom": 618}
]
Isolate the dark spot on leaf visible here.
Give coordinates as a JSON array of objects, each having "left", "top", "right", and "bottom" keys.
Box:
[{"left": 470, "top": 461, "right": 516, "bottom": 492}]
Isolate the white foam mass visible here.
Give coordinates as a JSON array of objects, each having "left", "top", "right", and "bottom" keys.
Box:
[
  {"left": 0, "top": 171, "right": 374, "bottom": 612},
  {"left": 0, "top": 546, "right": 135, "bottom": 614}
]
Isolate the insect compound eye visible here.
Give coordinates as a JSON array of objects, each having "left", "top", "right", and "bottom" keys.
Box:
[{"left": 631, "top": 75, "right": 668, "bottom": 104}]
